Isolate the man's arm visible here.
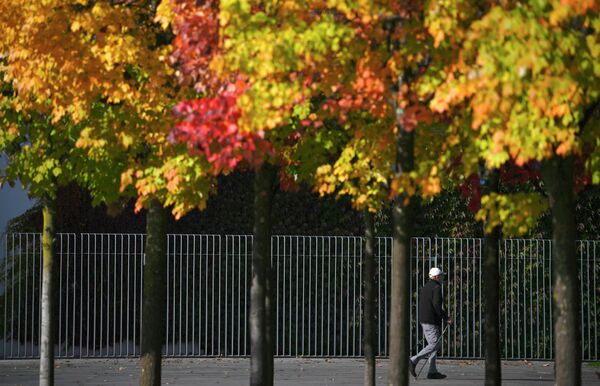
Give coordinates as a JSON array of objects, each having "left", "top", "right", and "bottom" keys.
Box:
[{"left": 433, "top": 286, "right": 448, "bottom": 323}]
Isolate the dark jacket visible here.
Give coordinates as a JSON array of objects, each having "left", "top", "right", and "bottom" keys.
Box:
[{"left": 418, "top": 279, "right": 448, "bottom": 326}]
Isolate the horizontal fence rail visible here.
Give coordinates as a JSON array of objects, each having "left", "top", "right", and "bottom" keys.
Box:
[{"left": 1, "top": 234, "right": 598, "bottom": 360}]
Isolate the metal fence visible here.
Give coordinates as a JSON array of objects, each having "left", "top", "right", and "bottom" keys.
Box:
[{"left": 1, "top": 233, "right": 598, "bottom": 360}]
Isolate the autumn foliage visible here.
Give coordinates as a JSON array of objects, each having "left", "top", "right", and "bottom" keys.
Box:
[
  {"left": 0, "top": 0, "right": 214, "bottom": 219},
  {"left": 170, "top": 81, "right": 274, "bottom": 174},
  {"left": 169, "top": 0, "right": 220, "bottom": 92}
]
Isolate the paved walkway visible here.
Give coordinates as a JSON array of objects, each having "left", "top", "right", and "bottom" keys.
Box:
[{"left": 1, "top": 358, "right": 598, "bottom": 385}]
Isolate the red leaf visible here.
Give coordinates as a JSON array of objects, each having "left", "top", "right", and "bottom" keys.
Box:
[{"left": 170, "top": 84, "right": 274, "bottom": 175}]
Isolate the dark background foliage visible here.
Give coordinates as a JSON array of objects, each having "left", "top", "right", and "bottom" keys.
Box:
[{"left": 4, "top": 171, "right": 600, "bottom": 239}]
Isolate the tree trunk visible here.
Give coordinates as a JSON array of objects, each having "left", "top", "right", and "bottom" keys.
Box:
[
  {"left": 388, "top": 196, "right": 412, "bottom": 386},
  {"left": 250, "top": 162, "right": 275, "bottom": 386},
  {"left": 388, "top": 114, "right": 414, "bottom": 386},
  {"left": 40, "top": 197, "right": 57, "bottom": 386},
  {"left": 542, "top": 156, "right": 580, "bottom": 386},
  {"left": 363, "top": 209, "right": 376, "bottom": 386},
  {"left": 140, "top": 199, "right": 168, "bottom": 386},
  {"left": 482, "top": 168, "right": 501, "bottom": 386}
]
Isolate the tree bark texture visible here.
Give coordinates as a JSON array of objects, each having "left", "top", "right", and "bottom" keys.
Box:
[
  {"left": 40, "top": 197, "right": 57, "bottom": 386},
  {"left": 363, "top": 209, "right": 376, "bottom": 386},
  {"left": 542, "top": 156, "right": 581, "bottom": 386},
  {"left": 482, "top": 168, "right": 501, "bottom": 386},
  {"left": 250, "top": 163, "right": 275, "bottom": 386},
  {"left": 388, "top": 120, "right": 414, "bottom": 386},
  {"left": 389, "top": 196, "right": 412, "bottom": 386},
  {"left": 140, "top": 199, "right": 168, "bottom": 386}
]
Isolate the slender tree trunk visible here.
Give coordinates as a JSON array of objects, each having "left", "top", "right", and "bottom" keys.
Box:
[
  {"left": 251, "top": 162, "right": 275, "bottom": 386},
  {"left": 389, "top": 196, "right": 412, "bottom": 386},
  {"left": 482, "top": 169, "right": 501, "bottom": 386},
  {"left": 363, "top": 209, "right": 376, "bottom": 386},
  {"left": 388, "top": 105, "right": 414, "bottom": 386},
  {"left": 542, "top": 156, "right": 580, "bottom": 386},
  {"left": 140, "top": 199, "right": 168, "bottom": 386},
  {"left": 40, "top": 197, "right": 57, "bottom": 386}
]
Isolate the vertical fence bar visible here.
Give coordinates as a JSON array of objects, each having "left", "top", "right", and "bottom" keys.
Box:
[
  {"left": 30, "top": 234, "right": 39, "bottom": 358},
  {"left": 333, "top": 238, "right": 337, "bottom": 356},
  {"left": 462, "top": 239, "right": 468, "bottom": 357},
  {"left": 185, "top": 235, "right": 190, "bottom": 356},
  {"left": 133, "top": 235, "right": 138, "bottom": 357},
  {"left": 510, "top": 239, "right": 515, "bottom": 359},
  {"left": 196, "top": 236, "right": 201, "bottom": 356},
  {"left": 450, "top": 239, "right": 454, "bottom": 357},
  {"left": 210, "top": 237, "right": 215, "bottom": 356},
  {"left": 9, "top": 234, "right": 14, "bottom": 359},
  {"left": 205, "top": 238, "right": 216, "bottom": 355},
  {"left": 219, "top": 236, "right": 223, "bottom": 356},
  {"left": 32, "top": 234, "right": 37, "bottom": 358},
  {"left": 106, "top": 235, "right": 111, "bottom": 357},
  {"left": 586, "top": 241, "right": 591, "bottom": 360},
  {"left": 245, "top": 236, "right": 250, "bottom": 356},
  {"left": 352, "top": 238, "right": 356, "bottom": 356},
  {"left": 320, "top": 237, "right": 324, "bottom": 356},
  {"left": 359, "top": 237, "right": 363, "bottom": 356},
  {"left": 24, "top": 234, "right": 29, "bottom": 358},
  {"left": 205, "top": 235, "right": 209, "bottom": 356},
  {"left": 377, "top": 238, "right": 381, "bottom": 356},
  {"left": 548, "top": 240, "right": 552, "bottom": 359},
  {"left": 595, "top": 241, "right": 598, "bottom": 360},
  {"left": 308, "top": 237, "right": 312, "bottom": 356},
  {"left": 223, "top": 232, "right": 229, "bottom": 356},
  {"left": 535, "top": 240, "right": 539, "bottom": 358},
  {"left": 385, "top": 237, "right": 389, "bottom": 357},
  {"left": 139, "top": 236, "right": 144, "bottom": 358},
  {"left": 192, "top": 236, "right": 197, "bottom": 356},
  {"left": 580, "top": 241, "right": 585, "bottom": 359},
  {"left": 542, "top": 239, "right": 547, "bottom": 359},
  {"left": 3, "top": 235, "right": 7, "bottom": 358},
  {"left": 295, "top": 237, "right": 299, "bottom": 356},
  {"left": 117, "top": 236, "right": 122, "bottom": 357},
  {"left": 166, "top": 235, "right": 171, "bottom": 356},
  {"left": 275, "top": 236, "right": 280, "bottom": 355},
  {"left": 37, "top": 235, "right": 41, "bottom": 357},
  {"left": 301, "top": 237, "right": 305, "bottom": 356},
  {"left": 80, "top": 235, "right": 85, "bottom": 358},
  {"left": 478, "top": 239, "right": 482, "bottom": 357},
  {"left": 71, "top": 234, "right": 76, "bottom": 357},
  {"left": 320, "top": 236, "right": 326, "bottom": 355},
  {"left": 57, "top": 235, "right": 63, "bottom": 357},
  {"left": 237, "top": 235, "right": 241, "bottom": 356},
  {"left": 288, "top": 237, "right": 293, "bottom": 356},
  {"left": 92, "top": 236, "right": 97, "bottom": 356},
  {"left": 16, "top": 234, "right": 21, "bottom": 359},
  {"left": 179, "top": 236, "right": 183, "bottom": 356},
  {"left": 102, "top": 235, "right": 106, "bottom": 357}
]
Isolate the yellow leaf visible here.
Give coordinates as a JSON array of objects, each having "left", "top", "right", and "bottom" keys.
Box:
[
  {"left": 120, "top": 133, "right": 134, "bottom": 148},
  {"left": 155, "top": 0, "right": 174, "bottom": 30},
  {"left": 120, "top": 169, "right": 134, "bottom": 192}
]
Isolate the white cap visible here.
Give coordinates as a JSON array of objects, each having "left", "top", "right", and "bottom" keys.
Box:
[{"left": 428, "top": 267, "right": 445, "bottom": 278}]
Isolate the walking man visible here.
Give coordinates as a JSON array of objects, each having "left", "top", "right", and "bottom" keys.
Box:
[{"left": 408, "top": 267, "right": 451, "bottom": 379}]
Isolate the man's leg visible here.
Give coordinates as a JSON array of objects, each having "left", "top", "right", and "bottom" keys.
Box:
[
  {"left": 410, "top": 323, "right": 441, "bottom": 366},
  {"left": 424, "top": 325, "right": 445, "bottom": 378},
  {"left": 427, "top": 333, "right": 440, "bottom": 375}
]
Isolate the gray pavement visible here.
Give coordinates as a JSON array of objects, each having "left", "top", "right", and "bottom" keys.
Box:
[{"left": 1, "top": 358, "right": 599, "bottom": 385}]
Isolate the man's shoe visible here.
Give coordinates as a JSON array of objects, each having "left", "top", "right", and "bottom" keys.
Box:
[
  {"left": 408, "top": 360, "right": 417, "bottom": 377},
  {"left": 427, "top": 372, "right": 447, "bottom": 379}
]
